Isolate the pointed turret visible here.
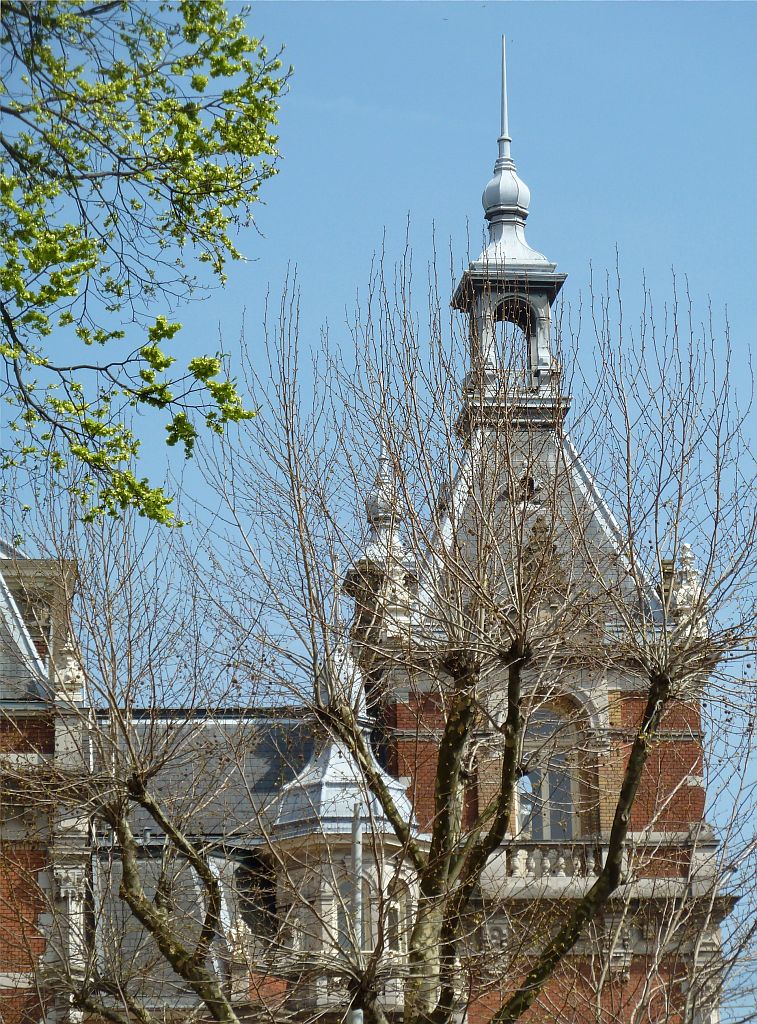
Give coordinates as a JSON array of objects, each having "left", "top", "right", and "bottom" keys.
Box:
[
  {"left": 361, "top": 441, "right": 407, "bottom": 566},
  {"left": 270, "top": 646, "right": 415, "bottom": 838},
  {"left": 344, "top": 443, "right": 412, "bottom": 669}
]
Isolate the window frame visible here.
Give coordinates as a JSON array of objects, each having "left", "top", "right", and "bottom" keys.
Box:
[{"left": 517, "top": 706, "right": 580, "bottom": 842}]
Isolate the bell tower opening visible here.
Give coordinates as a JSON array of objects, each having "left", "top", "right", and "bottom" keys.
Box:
[{"left": 495, "top": 296, "right": 535, "bottom": 387}]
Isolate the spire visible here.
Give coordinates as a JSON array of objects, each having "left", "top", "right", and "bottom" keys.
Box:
[
  {"left": 499, "top": 35, "right": 511, "bottom": 162},
  {"left": 479, "top": 36, "right": 550, "bottom": 268},
  {"left": 365, "top": 439, "right": 394, "bottom": 531},
  {"left": 452, "top": 37, "right": 568, "bottom": 428},
  {"left": 358, "top": 440, "right": 407, "bottom": 565}
]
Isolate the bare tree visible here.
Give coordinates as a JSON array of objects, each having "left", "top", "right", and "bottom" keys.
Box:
[
  {"left": 0, "top": 501, "right": 310, "bottom": 1023},
  {"left": 191, "top": 250, "right": 756, "bottom": 1024},
  {"left": 0, "top": 245, "right": 755, "bottom": 1024}
]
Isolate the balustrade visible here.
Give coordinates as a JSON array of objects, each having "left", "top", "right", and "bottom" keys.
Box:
[{"left": 504, "top": 840, "right": 604, "bottom": 880}]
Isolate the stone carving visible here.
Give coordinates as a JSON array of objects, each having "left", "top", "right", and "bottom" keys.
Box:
[
  {"left": 226, "top": 916, "right": 252, "bottom": 963},
  {"left": 55, "top": 637, "right": 85, "bottom": 699},
  {"left": 670, "top": 544, "right": 707, "bottom": 639},
  {"left": 54, "top": 866, "right": 86, "bottom": 902}
]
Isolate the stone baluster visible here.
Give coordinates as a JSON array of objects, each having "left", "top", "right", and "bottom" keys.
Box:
[
  {"left": 512, "top": 847, "right": 527, "bottom": 877},
  {"left": 526, "top": 848, "right": 537, "bottom": 877},
  {"left": 584, "top": 847, "right": 596, "bottom": 877}
]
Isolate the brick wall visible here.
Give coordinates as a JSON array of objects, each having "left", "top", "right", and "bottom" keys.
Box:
[
  {"left": 0, "top": 988, "right": 47, "bottom": 1024},
  {"left": 0, "top": 716, "right": 55, "bottom": 755},
  {"left": 602, "top": 693, "right": 705, "bottom": 834},
  {"left": 468, "top": 958, "right": 687, "bottom": 1024},
  {"left": 386, "top": 695, "right": 443, "bottom": 832},
  {"left": 0, "top": 847, "right": 47, "bottom": 973},
  {"left": 0, "top": 716, "right": 53, "bottom": 1011}
]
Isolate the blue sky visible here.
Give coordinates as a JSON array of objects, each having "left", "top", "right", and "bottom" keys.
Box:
[{"left": 181, "top": 0, "right": 757, "bottom": 394}]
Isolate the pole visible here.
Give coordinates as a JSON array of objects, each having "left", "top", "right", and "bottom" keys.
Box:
[{"left": 348, "top": 802, "right": 364, "bottom": 1024}]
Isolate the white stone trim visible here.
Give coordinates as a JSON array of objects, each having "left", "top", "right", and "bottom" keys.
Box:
[{"left": 0, "top": 971, "right": 34, "bottom": 987}]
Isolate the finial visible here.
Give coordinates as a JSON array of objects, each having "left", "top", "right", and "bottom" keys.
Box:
[
  {"left": 670, "top": 543, "right": 707, "bottom": 639},
  {"left": 479, "top": 36, "right": 553, "bottom": 268},
  {"left": 378, "top": 437, "right": 391, "bottom": 488},
  {"left": 366, "top": 438, "right": 395, "bottom": 529},
  {"left": 680, "top": 543, "right": 696, "bottom": 570},
  {"left": 500, "top": 35, "right": 511, "bottom": 161},
  {"left": 483, "top": 36, "right": 527, "bottom": 212},
  {"left": 345, "top": 436, "right": 407, "bottom": 595}
]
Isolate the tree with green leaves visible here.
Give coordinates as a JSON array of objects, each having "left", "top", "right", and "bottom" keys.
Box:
[{"left": 0, "top": 0, "right": 287, "bottom": 523}]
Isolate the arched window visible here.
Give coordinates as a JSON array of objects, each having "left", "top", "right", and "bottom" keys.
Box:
[
  {"left": 517, "top": 707, "right": 577, "bottom": 841},
  {"left": 335, "top": 877, "right": 372, "bottom": 954},
  {"left": 495, "top": 297, "right": 538, "bottom": 385}
]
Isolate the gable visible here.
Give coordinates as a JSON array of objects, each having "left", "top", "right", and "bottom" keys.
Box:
[
  {"left": 415, "top": 426, "right": 663, "bottom": 650},
  {"left": 0, "top": 551, "right": 47, "bottom": 701}
]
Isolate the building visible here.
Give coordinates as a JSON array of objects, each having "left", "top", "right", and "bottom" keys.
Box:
[{"left": 0, "top": 43, "right": 729, "bottom": 1024}]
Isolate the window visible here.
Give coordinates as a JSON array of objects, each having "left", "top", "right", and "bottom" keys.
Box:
[
  {"left": 335, "top": 877, "right": 371, "bottom": 954},
  {"left": 384, "top": 881, "right": 409, "bottom": 953},
  {"left": 517, "top": 708, "right": 577, "bottom": 841},
  {"left": 235, "top": 853, "right": 276, "bottom": 941},
  {"left": 334, "top": 878, "right": 408, "bottom": 955}
]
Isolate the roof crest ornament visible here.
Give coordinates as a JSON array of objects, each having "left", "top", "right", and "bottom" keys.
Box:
[
  {"left": 359, "top": 438, "right": 407, "bottom": 566},
  {"left": 366, "top": 436, "right": 394, "bottom": 529}
]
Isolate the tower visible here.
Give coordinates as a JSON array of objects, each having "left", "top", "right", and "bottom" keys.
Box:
[
  {"left": 355, "top": 38, "right": 727, "bottom": 1024},
  {"left": 0, "top": 37, "right": 731, "bottom": 1024},
  {"left": 267, "top": 647, "right": 417, "bottom": 1018},
  {"left": 453, "top": 37, "right": 568, "bottom": 436}
]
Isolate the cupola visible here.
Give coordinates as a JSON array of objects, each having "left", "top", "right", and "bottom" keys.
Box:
[{"left": 269, "top": 646, "right": 415, "bottom": 839}]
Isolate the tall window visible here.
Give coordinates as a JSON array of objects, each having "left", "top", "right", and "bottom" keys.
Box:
[
  {"left": 517, "top": 708, "right": 576, "bottom": 841},
  {"left": 235, "top": 854, "right": 276, "bottom": 942},
  {"left": 335, "top": 878, "right": 408, "bottom": 955},
  {"left": 336, "top": 878, "right": 371, "bottom": 954},
  {"left": 384, "top": 882, "right": 408, "bottom": 954}
]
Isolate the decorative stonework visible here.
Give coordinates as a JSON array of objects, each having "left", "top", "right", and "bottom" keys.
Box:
[
  {"left": 670, "top": 544, "right": 707, "bottom": 639},
  {"left": 54, "top": 866, "right": 86, "bottom": 903},
  {"left": 55, "top": 637, "right": 85, "bottom": 701},
  {"left": 226, "top": 916, "right": 252, "bottom": 963}
]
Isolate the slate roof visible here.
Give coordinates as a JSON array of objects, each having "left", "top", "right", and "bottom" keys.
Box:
[
  {"left": 94, "top": 709, "right": 316, "bottom": 846},
  {"left": 0, "top": 543, "right": 47, "bottom": 701}
]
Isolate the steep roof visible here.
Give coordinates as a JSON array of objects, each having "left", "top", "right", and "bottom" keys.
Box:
[
  {"left": 412, "top": 429, "right": 664, "bottom": 644},
  {"left": 0, "top": 543, "right": 47, "bottom": 700},
  {"left": 94, "top": 710, "right": 315, "bottom": 845}
]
